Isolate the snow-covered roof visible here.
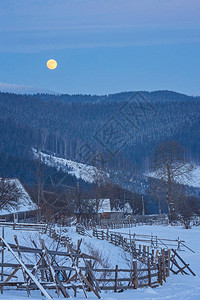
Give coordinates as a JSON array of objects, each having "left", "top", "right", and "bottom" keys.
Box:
[{"left": 0, "top": 178, "right": 37, "bottom": 216}]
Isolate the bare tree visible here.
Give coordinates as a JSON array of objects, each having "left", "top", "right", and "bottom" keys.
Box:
[
  {"left": 92, "top": 168, "right": 107, "bottom": 221},
  {"left": 149, "top": 177, "right": 166, "bottom": 215},
  {"left": 27, "top": 154, "right": 47, "bottom": 222},
  {"left": 151, "top": 141, "right": 193, "bottom": 221},
  {"left": 177, "top": 195, "right": 200, "bottom": 229},
  {"left": 0, "top": 178, "right": 22, "bottom": 210}
]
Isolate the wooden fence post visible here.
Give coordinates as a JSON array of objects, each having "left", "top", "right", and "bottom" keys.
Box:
[
  {"left": 147, "top": 257, "right": 151, "bottom": 287},
  {"left": 133, "top": 261, "right": 138, "bottom": 289},
  {"left": 114, "top": 265, "right": 118, "bottom": 292},
  {"left": 158, "top": 256, "right": 163, "bottom": 285},
  {"left": 161, "top": 249, "right": 166, "bottom": 282},
  {"left": 151, "top": 249, "right": 154, "bottom": 265},
  {"left": 143, "top": 245, "right": 146, "bottom": 263},
  {"left": 166, "top": 250, "right": 170, "bottom": 277}
]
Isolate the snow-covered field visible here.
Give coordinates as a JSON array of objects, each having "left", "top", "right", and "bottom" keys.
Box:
[{"left": 0, "top": 224, "right": 200, "bottom": 299}]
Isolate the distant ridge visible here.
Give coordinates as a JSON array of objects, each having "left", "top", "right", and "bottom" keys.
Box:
[
  {"left": 0, "top": 84, "right": 199, "bottom": 103},
  {"left": 0, "top": 84, "right": 200, "bottom": 107},
  {"left": 33, "top": 90, "right": 200, "bottom": 104},
  {"left": 0, "top": 81, "right": 57, "bottom": 95}
]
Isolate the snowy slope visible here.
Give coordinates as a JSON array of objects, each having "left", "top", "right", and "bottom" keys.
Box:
[
  {"left": 33, "top": 149, "right": 107, "bottom": 183},
  {"left": 147, "top": 164, "right": 200, "bottom": 188},
  {"left": 0, "top": 81, "right": 57, "bottom": 95}
]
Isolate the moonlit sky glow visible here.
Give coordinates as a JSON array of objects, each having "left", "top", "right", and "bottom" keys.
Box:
[{"left": 0, "top": 0, "right": 200, "bottom": 95}]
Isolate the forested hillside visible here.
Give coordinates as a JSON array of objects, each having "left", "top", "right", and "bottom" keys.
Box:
[{"left": 0, "top": 90, "right": 200, "bottom": 184}]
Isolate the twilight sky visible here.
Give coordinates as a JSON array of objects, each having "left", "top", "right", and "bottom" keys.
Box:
[{"left": 0, "top": 0, "right": 200, "bottom": 95}]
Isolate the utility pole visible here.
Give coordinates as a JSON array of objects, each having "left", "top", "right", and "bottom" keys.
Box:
[
  {"left": 142, "top": 195, "right": 145, "bottom": 216},
  {"left": 123, "top": 192, "right": 125, "bottom": 213}
]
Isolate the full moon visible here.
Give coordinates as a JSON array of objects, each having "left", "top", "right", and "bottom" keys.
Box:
[{"left": 47, "top": 59, "right": 57, "bottom": 70}]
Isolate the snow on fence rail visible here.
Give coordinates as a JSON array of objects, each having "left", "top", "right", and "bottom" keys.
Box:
[{"left": 0, "top": 221, "right": 47, "bottom": 231}]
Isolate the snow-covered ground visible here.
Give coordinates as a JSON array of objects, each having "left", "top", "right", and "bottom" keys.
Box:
[
  {"left": 0, "top": 224, "right": 200, "bottom": 299},
  {"left": 67, "top": 225, "right": 200, "bottom": 300}
]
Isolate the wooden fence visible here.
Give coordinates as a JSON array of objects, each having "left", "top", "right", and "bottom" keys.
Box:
[
  {"left": 0, "top": 221, "right": 47, "bottom": 232},
  {"left": 0, "top": 223, "right": 195, "bottom": 299},
  {"left": 76, "top": 225, "right": 192, "bottom": 252},
  {"left": 79, "top": 214, "right": 169, "bottom": 230},
  {"left": 0, "top": 235, "right": 170, "bottom": 298},
  {"left": 46, "top": 224, "right": 72, "bottom": 246},
  {"left": 92, "top": 250, "right": 170, "bottom": 290}
]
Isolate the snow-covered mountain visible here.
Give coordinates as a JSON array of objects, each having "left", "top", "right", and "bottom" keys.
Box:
[
  {"left": 33, "top": 149, "right": 107, "bottom": 183},
  {"left": 0, "top": 81, "right": 57, "bottom": 95}
]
